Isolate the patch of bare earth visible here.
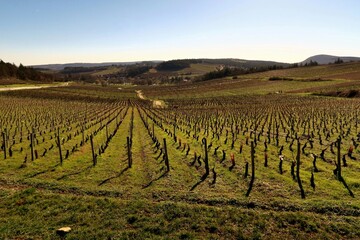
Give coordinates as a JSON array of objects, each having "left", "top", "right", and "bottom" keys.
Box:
[{"left": 136, "top": 90, "right": 145, "bottom": 99}]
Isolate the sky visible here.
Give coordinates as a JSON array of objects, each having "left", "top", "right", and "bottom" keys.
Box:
[{"left": 0, "top": 0, "right": 359, "bottom": 65}]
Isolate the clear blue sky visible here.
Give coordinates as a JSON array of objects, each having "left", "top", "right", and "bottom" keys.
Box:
[{"left": 1, "top": 0, "right": 359, "bottom": 65}]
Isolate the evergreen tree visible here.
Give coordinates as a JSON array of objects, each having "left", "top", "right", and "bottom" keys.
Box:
[
  {"left": 17, "top": 63, "right": 26, "bottom": 80},
  {"left": 334, "top": 58, "right": 343, "bottom": 64}
]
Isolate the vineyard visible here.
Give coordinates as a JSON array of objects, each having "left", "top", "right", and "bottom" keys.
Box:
[{"left": 1, "top": 84, "right": 360, "bottom": 239}]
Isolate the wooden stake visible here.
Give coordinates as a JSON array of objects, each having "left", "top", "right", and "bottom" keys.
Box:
[
  {"left": 90, "top": 134, "right": 96, "bottom": 166},
  {"left": 57, "top": 128, "right": 63, "bottom": 165},
  {"left": 246, "top": 141, "right": 255, "bottom": 197},
  {"left": 296, "top": 139, "right": 306, "bottom": 199},
  {"left": 127, "top": 136, "right": 132, "bottom": 168},
  {"left": 337, "top": 137, "right": 341, "bottom": 179},
  {"left": 2, "top": 130, "right": 7, "bottom": 159},
  {"left": 30, "top": 132, "right": 34, "bottom": 161},
  {"left": 163, "top": 138, "right": 170, "bottom": 172}
]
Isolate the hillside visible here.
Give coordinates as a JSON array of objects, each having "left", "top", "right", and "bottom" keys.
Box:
[
  {"left": 33, "top": 58, "right": 290, "bottom": 72},
  {"left": 200, "top": 58, "right": 290, "bottom": 68},
  {"left": 237, "top": 61, "right": 360, "bottom": 80},
  {"left": 31, "top": 58, "right": 291, "bottom": 85},
  {"left": 31, "top": 61, "right": 163, "bottom": 71},
  {"left": 141, "top": 61, "right": 360, "bottom": 99},
  {"left": 0, "top": 60, "right": 54, "bottom": 84},
  {"left": 302, "top": 54, "right": 360, "bottom": 65},
  {"left": 14, "top": 56, "right": 360, "bottom": 86}
]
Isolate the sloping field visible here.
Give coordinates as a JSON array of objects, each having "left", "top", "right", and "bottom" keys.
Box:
[
  {"left": 141, "top": 77, "right": 346, "bottom": 99},
  {"left": 140, "top": 62, "right": 360, "bottom": 99},
  {"left": 239, "top": 62, "right": 360, "bottom": 80},
  {"left": 177, "top": 63, "right": 219, "bottom": 75},
  {"left": 0, "top": 78, "right": 30, "bottom": 85},
  {"left": 91, "top": 66, "right": 124, "bottom": 76}
]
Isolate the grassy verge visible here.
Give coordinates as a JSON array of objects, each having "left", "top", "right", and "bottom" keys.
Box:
[{"left": 1, "top": 187, "right": 360, "bottom": 239}]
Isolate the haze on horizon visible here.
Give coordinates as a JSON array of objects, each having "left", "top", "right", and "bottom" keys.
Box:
[{"left": 1, "top": 0, "right": 359, "bottom": 65}]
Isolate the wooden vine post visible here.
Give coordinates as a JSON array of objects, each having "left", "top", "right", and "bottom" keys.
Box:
[
  {"left": 56, "top": 128, "right": 63, "bottom": 165},
  {"left": 163, "top": 138, "right": 170, "bottom": 172},
  {"left": 202, "top": 138, "right": 210, "bottom": 179},
  {"left": 30, "top": 130, "right": 35, "bottom": 161},
  {"left": 90, "top": 134, "right": 96, "bottom": 166},
  {"left": 173, "top": 114, "right": 177, "bottom": 142},
  {"left": 2, "top": 129, "right": 7, "bottom": 159},
  {"left": 296, "top": 139, "right": 306, "bottom": 199},
  {"left": 246, "top": 141, "right": 255, "bottom": 197},
  {"left": 127, "top": 136, "right": 132, "bottom": 168},
  {"left": 337, "top": 137, "right": 342, "bottom": 180}
]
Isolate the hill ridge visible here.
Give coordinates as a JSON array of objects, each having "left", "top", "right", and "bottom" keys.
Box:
[{"left": 301, "top": 54, "right": 360, "bottom": 65}]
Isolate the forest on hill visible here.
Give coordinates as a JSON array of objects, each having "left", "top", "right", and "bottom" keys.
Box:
[{"left": 0, "top": 60, "right": 53, "bottom": 82}]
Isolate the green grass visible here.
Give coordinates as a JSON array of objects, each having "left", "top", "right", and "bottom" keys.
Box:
[
  {"left": 138, "top": 62, "right": 360, "bottom": 100},
  {"left": 1, "top": 187, "right": 360, "bottom": 239},
  {"left": 0, "top": 82, "right": 67, "bottom": 89},
  {"left": 237, "top": 62, "right": 360, "bottom": 80},
  {"left": 91, "top": 66, "right": 124, "bottom": 76},
  {"left": 140, "top": 77, "right": 348, "bottom": 100},
  {"left": 180, "top": 63, "right": 218, "bottom": 73}
]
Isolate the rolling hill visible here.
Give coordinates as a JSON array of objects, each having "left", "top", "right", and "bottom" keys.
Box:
[
  {"left": 31, "top": 61, "right": 163, "bottom": 71},
  {"left": 25, "top": 54, "right": 360, "bottom": 72},
  {"left": 13, "top": 55, "right": 360, "bottom": 87},
  {"left": 31, "top": 58, "right": 290, "bottom": 71},
  {"left": 301, "top": 54, "right": 360, "bottom": 65},
  {"left": 140, "top": 61, "right": 360, "bottom": 99}
]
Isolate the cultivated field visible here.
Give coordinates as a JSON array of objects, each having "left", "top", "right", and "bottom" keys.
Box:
[{"left": 1, "top": 68, "right": 360, "bottom": 239}]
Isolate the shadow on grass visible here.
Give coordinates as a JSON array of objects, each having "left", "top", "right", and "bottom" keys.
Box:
[
  {"left": 142, "top": 171, "right": 168, "bottom": 189},
  {"left": 98, "top": 166, "right": 130, "bottom": 186},
  {"left": 57, "top": 165, "right": 93, "bottom": 181},
  {"left": 339, "top": 176, "right": 355, "bottom": 198},
  {"left": 24, "top": 163, "right": 61, "bottom": 179},
  {"left": 190, "top": 175, "right": 208, "bottom": 191}
]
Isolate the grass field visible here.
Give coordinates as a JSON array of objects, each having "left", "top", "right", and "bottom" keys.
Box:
[
  {"left": 1, "top": 63, "right": 360, "bottom": 239},
  {"left": 91, "top": 66, "right": 124, "bottom": 77},
  {"left": 237, "top": 62, "right": 360, "bottom": 81},
  {"left": 0, "top": 78, "right": 36, "bottom": 85},
  {"left": 176, "top": 63, "right": 219, "bottom": 76}
]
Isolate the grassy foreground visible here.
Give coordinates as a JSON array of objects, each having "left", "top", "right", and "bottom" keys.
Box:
[{"left": 1, "top": 186, "right": 360, "bottom": 240}]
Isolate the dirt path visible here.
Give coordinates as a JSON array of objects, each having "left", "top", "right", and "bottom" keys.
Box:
[
  {"left": 135, "top": 90, "right": 166, "bottom": 108},
  {"left": 135, "top": 90, "right": 165, "bottom": 108},
  {"left": 135, "top": 90, "right": 145, "bottom": 99},
  {"left": 0, "top": 82, "right": 69, "bottom": 92}
]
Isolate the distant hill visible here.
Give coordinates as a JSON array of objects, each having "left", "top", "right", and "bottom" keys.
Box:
[
  {"left": 31, "top": 61, "right": 163, "bottom": 71},
  {"left": 301, "top": 54, "right": 360, "bottom": 65},
  {"left": 200, "top": 58, "right": 290, "bottom": 68},
  {"left": 155, "top": 58, "right": 290, "bottom": 72},
  {"left": 31, "top": 58, "right": 290, "bottom": 72},
  {"left": 27, "top": 55, "right": 360, "bottom": 71}
]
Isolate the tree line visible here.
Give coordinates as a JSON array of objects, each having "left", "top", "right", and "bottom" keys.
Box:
[
  {"left": 0, "top": 60, "right": 53, "bottom": 82},
  {"left": 156, "top": 59, "right": 202, "bottom": 71},
  {"left": 196, "top": 65, "right": 286, "bottom": 82}
]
